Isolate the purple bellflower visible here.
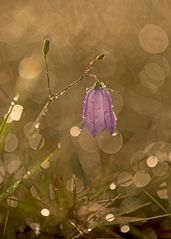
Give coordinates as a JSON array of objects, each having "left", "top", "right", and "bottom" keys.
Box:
[{"left": 81, "top": 81, "right": 117, "bottom": 137}]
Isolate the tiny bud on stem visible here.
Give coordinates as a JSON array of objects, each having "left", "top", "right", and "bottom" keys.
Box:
[
  {"left": 95, "top": 51, "right": 108, "bottom": 61},
  {"left": 43, "top": 39, "right": 50, "bottom": 56}
]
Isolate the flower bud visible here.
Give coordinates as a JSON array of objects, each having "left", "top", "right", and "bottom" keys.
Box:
[{"left": 43, "top": 39, "right": 50, "bottom": 56}]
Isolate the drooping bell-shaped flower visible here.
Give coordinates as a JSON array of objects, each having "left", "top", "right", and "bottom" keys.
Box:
[{"left": 81, "top": 81, "right": 117, "bottom": 137}]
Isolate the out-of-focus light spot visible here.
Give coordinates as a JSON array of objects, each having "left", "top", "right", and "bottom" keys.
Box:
[
  {"left": 105, "top": 213, "right": 115, "bottom": 222},
  {"left": 157, "top": 188, "right": 168, "bottom": 199},
  {"left": 120, "top": 224, "right": 130, "bottom": 233},
  {"left": 28, "top": 133, "right": 45, "bottom": 150},
  {"left": 88, "top": 228, "right": 92, "bottom": 232},
  {"left": 145, "top": 63, "right": 165, "bottom": 82},
  {"left": 49, "top": 184, "right": 55, "bottom": 200},
  {"left": 117, "top": 172, "right": 133, "bottom": 187},
  {"left": 109, "top": 182, "right": 116, "bottom": 190},
  {"left": 146, "top": 155, "right": 158, "bottom": 168},
  {"left": 18, "top": 56, "right": 41, "bottom": 80},
  {"left": 133, "top": 171, "right": 151, "bottom": 188},
  {"left": 41, "top": 160, "right": 50, "bottom": 169},
  {"left": 30, "top": 185, "right": 40, "bottom": 200},
  {"left": 139, "top": 24, "right": 169, "bottom": 54},
  {"left": 79, "top": 129, "right": 98, "bottom": 153},
  {"left": 70, "top": 126, "right": 81, "bottom": 137},
  {"left": 140, "top": 63, "right": 166, "bottom": 90},
  {"left": 6, "top": 157, "right": 21, "bottom": 174},
  {"left": 4, "top": 133, "right": 19, "bottom": 152},
  {"left": 10, "top": 104, "right": 23, "bottom": 121},
  {"left": 7, "top": 196, "right": 18, "bottom": 207},
  {"left": 66, "top": 177, "right": 83, "bottom": 193},
  {"left": 147, "top": 55, "right": 170, "bottom": 78},
  {"left": 41, "top": 208, "right": 50, "bottom": 217},
  {"left": 98, "top": 130, "right": 123, "bottom": 154},
  {"left": 35, "top": 123, "right": 40, "bottom": 129},
  {"left": 30, "top": 223, "right": 40, "bottom": 235},
  {"left": 152, "top": 162, "right": 169, "bottom": 176}
]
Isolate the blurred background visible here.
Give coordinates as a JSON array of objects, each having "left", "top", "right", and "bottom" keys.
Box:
[{"left": 1, "top": 0, "right": 171, "bottom": 238}]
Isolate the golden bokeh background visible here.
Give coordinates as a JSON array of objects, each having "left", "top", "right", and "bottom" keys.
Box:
[{"left": 1, "top": 0, "right": 171, "bottom": 238}]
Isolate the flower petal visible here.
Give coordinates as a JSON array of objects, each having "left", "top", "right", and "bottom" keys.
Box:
[
  {"left": 81, "top": 85, "right": 117, "bottom": 137},
  {"left": 102, "top": 88, "right": 117, "bottom": 135}
]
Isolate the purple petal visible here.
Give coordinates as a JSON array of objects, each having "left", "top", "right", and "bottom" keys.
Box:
[
  {"left": 81, "top": 86, "right": 117, "bottom": 137},
  {"left": 101, "top": 88, "right": 117, "bottom": 135}
]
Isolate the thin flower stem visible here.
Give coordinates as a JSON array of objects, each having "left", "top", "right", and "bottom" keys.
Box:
[{"left": 44, "top": 55, "right": 52, "bottom": 97}]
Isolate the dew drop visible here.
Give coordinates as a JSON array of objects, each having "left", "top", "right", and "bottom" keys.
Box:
[
  {"left": 120, "top": 224, "right": 130, "bottom": 233},
  {"left": 41, "top": 208, "right": 50, "bottom": 217},
  {"left": 105, "top": 213, "right": 115, "bottom": 222},
  {"left": 146, "top": 155, "right": 158, "bottom": 168},
  {"left": 109, "top": 182, "right": 116, "bottom": 190}
]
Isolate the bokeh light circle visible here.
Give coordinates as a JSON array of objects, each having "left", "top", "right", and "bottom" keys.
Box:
[
  {"left": 109, "top": 182, "right": 116, "bottom": 190},
  {"left": 117, "top": 172, "right": 133, "bottom": 187},
  {"left": 133, "top": 171, "right": 151, "bottom": 188},
  {"left": 120, "top": 224, "right": 130, "bottom": 233},
  {"left": 98, "top": 130, "right": 123, "bottom": 154},
  {"left": 146, "top": 155, "right": 158, "bottom": 168},
  {"left": 70, "top": 126, "right": 81, "bottom": 137},
  {"left": 105, "top": 213, "right": 115, "bottom": 222},
  {"left": 79, "top": 129, "right": 98, "bottom": 153},
  {"left": 4, "top": 133, "right": 19, "bottom": 153},
  {"left": 41, "top": 208, "right": 50, "bottom": 217},
  {"left": 18, "top": 56, "right": 41, "bottom": 80},
  {"left": 139, "top": 24, "right": 169, "bottom": 54}
]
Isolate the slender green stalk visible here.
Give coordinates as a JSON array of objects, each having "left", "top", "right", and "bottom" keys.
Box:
[
  {"left": 142, "top": 188, "right": 168, "bottom": 214},
  {"left": 116, "top": 202, "right": 151, "bottom": 216},
  {"left": 44, "top": 54, "right": 52, "bottom": 97}
]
